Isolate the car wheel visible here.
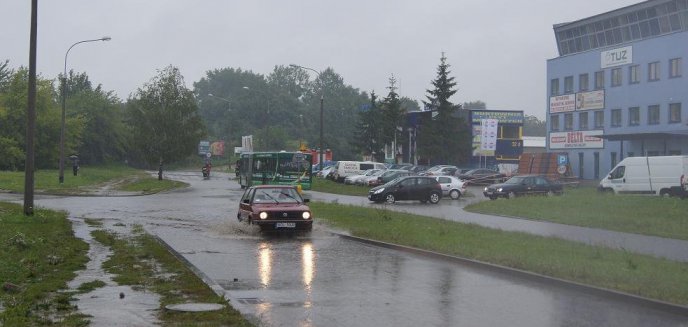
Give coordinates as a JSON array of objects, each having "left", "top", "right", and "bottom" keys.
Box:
[
  {"left": 449, "top": 189, "right": 461, "bottom": 200},
  {"left": 237, "top": 212, "right": 242, "bottom": 222},
  {"left": 489, "top": 196, "right": 497, "bottom": 200},
  {"left": 507, "top": 192, "right": 516, "bottom": 199},
  {"left": 385, "top": 194, "right": 396, "bottom": 204},
  {"left": 428, "top": 192, "right": 441, "bottom": 204}
]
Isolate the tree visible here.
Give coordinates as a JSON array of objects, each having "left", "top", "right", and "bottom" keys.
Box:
[
  {"left": 463, "top": 100, "right": 486, "bottom": 110},
  {"left": 380, "top": 75, "right": 406, "bottom": 161},
  {"left": 353, "top": 91, "right": 385, "bottom": 161},
  {"left": 0, "top": 68, "right": 67, "bottom": 170},
  {"left": 61, "top": 70, "right": 127, "bottom": 164},
  {"left": 0, "top": 59, "right": 14, "bottom": 93},
  {"left": 523, "top": 115, "right": 546, "bottom": 136},
  {"left": 126, "top": 66, "right": 206, "bottom": 175},
  {"left": 417, "top": 53, "right": 472, "bottom": 165}
]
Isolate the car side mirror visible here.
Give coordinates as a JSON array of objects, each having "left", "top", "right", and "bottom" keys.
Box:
[
  {"left": 243, "top": 199, "right": 250, "bottom": 204},
  {"left": 303, "top": 198, "right": 310, "bottom": 203}
]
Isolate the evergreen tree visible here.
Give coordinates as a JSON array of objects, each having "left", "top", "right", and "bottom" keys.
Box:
[
  {"left": 417, "top": 53, "right": 472, "bottom": 165},
  {"left": 380, "top": 75, "right": 405, "bottom": 161}
]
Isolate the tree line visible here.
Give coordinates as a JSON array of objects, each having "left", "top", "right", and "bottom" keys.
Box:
[{"left": 0, "top": 55, "right": 546, "bottom": 172}]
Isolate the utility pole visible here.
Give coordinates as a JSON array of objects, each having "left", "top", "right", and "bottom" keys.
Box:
[{"left": 24, "top": 0, "right": 38, "bottom": 216}]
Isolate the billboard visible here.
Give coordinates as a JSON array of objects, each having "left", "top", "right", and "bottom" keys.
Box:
[
  {"left": 549, "top": 94, "right": 576, "bottom": 113},
  {"left": 576, "top": 90, "right": 605, "bottom": 110},
  {"left": 549, "top": 130, "right": 604, "bottom": 149},
  {"left": 198, "top": 140, "right": 210, "bottom": 156},
  {"left": 471, "top": 110, "right": 524, "bottom": 124}
]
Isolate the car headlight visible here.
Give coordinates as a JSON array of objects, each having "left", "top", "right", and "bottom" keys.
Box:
[
  {"left": 259, "top": 212, "right": 268, "bottom": 220},
  {"left": 484, "top": 187, "right": 488, "bottom": 192},
  {"left": 497, "top": 188, "right": 503, "bottom": 192},
  {"left": 302, "top": 211, "right": 311, "bottom": 220},
  {"left": 374, "top": 188, "right": 385, "bottom": 194}
]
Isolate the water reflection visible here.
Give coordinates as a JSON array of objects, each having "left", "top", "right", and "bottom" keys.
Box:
[
  {"left": 258, "top": 242, "right": 272, "bottom": 287},
  {"left": 302, "top": 242, "right": 315, "bottom": 290}
]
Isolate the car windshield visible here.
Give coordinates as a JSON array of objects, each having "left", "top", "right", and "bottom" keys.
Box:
[
  {"left": 504, "top": 176, "right": 527, "bottom": 185},
  {"left": 253, "top": 188, "right": 302, "bottom": 204}
]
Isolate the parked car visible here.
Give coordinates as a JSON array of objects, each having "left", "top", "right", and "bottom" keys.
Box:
[
  {"left": 368, "top": 176, "right": 443, "bottom": 204},
  {"left": 482, "top": 175, "right": 563, "bottom": 200},
  {"left": 344, "top": 169, "right": 382, "bottom": 185},
  {"left": 332, "top": 161, "right": 387, "bottom": 183},
  {"left": 357, "top": 169, "right": 387, "bottom": 186},
  {"left": 458, "top": 168, "right": 505, "bottom": 185},
  {"left": 369, "top": 169, "right": 412, "bottom": 187},
  {"left": 316, "top": 166, "right": 334, "bottom": 178},
  {"left": 427, "top": 166, "right": 460, "bottom": 176},
  {"left": 406, "top": 165, "right": 429, "bottom": 174},
  {"left": 433, "top": 175, "right": 467, "bottom": 200},
  {"left": 237, "top": 185, "right": 313, "bottom": 231}
]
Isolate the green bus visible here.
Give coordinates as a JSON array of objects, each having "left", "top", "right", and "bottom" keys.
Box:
[{"left": 238, "top": 152, "right": 313, "bottom": 190}]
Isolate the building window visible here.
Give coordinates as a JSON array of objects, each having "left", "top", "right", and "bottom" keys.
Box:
[
  {"left": 611, "top": 152, "right": 617, "bottom": 168},
  {"left": 564, "top": 76, "right": 573, "bottom": 94},
  {"left": 627, "top": 152, "right": 635, "bottom": 158},
  {"left": 579, "top": 112, "right": 589, "bottom": 130},
  {"left": 594, "top": 71, "right": 605, "bottom": 89},
  {"left": 628, "top": 107, "right": 640, "bottom": 126},
  {"left": 578, "top": 152, "right": 584, "bottom": 179},
  {"left": 670, "top": 58, "right": 682, "bottom": 78},
  {"left": 579, "top": 73, "right": 589, "bottom": 91},
  {"left": 648, "top": 105, "right": 660, "bottom": 125},
  {"left": 669, "top": 103, "right": 682, "bottom": 123},
  {"left": 564, "top": 113, "right": 573, "bottom": 130},
  {"left": 611, "top": 68, "right": 623, "bottom": 87},
  {"left": 550, "top": 78, "right": 559, "bottom": 96},
  {"left": 594, "top": 110, "right": 604, "bottom": 128},
  {"left": 611, "top": 109, "right": 622, "bottom": 127},
  {"left": 550, "top": 114, "right": 560, "bottom": 131},
  {"left": 647, "top": 151, "right": 660, "bottom": 156},
  {"left": 649, "top": 61, "right": 660, "bottom": 81},
  {"left": 669, "top": 150, "right": 682, "bottom": 155},
  {"left": 629, "top": 65, "right": 640, "bottom": 84}
]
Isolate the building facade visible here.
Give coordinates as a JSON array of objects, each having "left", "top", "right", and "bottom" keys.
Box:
[{"left": 547, "top": 0, "right": 688, "bottom": 180}]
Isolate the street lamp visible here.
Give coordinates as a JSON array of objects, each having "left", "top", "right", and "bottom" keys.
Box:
[
  {"left": 208, "top": 93, "right": 231, "bottom": 104},
  {"left": 59, "top": 36, "right": 111, "bottom": 183},
  {"left": 289, "top": 64, "right": 324, "bottom": 170}
]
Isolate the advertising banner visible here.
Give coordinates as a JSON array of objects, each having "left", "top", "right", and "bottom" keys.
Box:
[
  {"left": 549, "top": 130, "right": 604, "bottom": 149},
  {"left": 198, "top": 140, "right": 210, "bottom": 156},
  {"left": 471, "top": 110, "right": 524, "bottom": 124},
  {"left": 480, "top": 119, "right": 498, "bottom": 151},
  {"left": 549, "top": 94, "right": 576, "bottom": 113},
  {"left": 576, "top": 90, "right": 604, "bottom": 110},
  {"left": 242, "top": 135, "right": 254, "bottom": 152},
  {"left": 601, "top": 46, "right": 632, "bottom": 69},
  {"left": 210, "top": 141, "right": 225, "bottom": 156}
]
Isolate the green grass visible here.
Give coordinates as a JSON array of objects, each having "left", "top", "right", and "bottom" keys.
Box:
[
  {"left": 312, "top": 178, "right": 370, "bottom": 196},
  {"left": 0, "top": 164, "right": 187, "bottom": 195},
  {"left": 466, "top": 187, "right": 688, "bottom": 240},
  {"left": 311, "top": 201, "right": 688, "bottom": 306},
  {"left": 0, "top": 202, "right": 90, "bottom": 326},
  {"left": 91, "top": 227, "right": 252, "bottom": 326}
]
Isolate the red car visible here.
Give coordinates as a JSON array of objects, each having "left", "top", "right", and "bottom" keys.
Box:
[{"left": 237, "top": 185, "right": 313, "bottom": 231}]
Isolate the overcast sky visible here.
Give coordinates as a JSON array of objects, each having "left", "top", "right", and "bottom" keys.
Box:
[{"left": 4, "top": 0, "right": 640, "bottom": 118}]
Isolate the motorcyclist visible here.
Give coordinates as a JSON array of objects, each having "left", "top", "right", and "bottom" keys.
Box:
[{"left": 203, "top": 162, "right": 212, "bottom": 178}]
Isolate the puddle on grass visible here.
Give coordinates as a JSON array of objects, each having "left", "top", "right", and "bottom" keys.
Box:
[{"left": 67, "top": 217, "right": 161, "bottom": 326}]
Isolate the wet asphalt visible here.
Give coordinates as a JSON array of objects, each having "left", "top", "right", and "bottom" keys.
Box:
[{"left": 1, "top": 171, "right": 687, "bottom": 326}]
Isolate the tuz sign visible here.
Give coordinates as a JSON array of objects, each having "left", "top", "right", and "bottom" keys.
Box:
[{"left": 601, "top": 46, "right": 632, "bottom": 69}]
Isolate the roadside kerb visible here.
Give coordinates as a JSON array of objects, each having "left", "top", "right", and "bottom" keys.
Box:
[{"left": 334, "top": 232, "right": 688, "bottom": 317}]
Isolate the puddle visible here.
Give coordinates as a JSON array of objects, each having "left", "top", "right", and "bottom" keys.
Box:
[{"left": 67, "top": 218, "right": 162, "bottom": 326}]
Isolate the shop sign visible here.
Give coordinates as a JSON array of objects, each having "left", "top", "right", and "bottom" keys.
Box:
[
  {"left": 550, "top": 94, "right": 576, "bottom": 113},
  {"left": 549, "top": 130, "right": 604, "bottom": 149}
]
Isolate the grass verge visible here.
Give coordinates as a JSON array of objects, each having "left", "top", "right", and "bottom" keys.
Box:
[
  {"left": 312, "top": 178, "right": 370, "bottom": 196},
  {"left": 465, "top": 187, "right": 688, "bottom": 240},
  {"left": 0, "top": 164, "right": 187, "bottom": 195},
  {"left": 91, "top": 227, "right": 252, "bottom": 326},
  {"left": 0, "top": 202, "right": 90, "bottom": 326},
  {"left": 311, "top": 201, "right": 688, "bottom": 306}
]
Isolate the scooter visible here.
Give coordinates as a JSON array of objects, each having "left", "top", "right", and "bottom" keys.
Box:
[{"left": 202, "top": 166, "right": 210, "bottom": 179}]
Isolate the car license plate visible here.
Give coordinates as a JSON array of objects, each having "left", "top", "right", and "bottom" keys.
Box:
[
  {"left": 276, "top": 222, "right": 296, "bottom": 228},
  {"left": 485, "top": 191, "right": 493, "bottom": 195}
]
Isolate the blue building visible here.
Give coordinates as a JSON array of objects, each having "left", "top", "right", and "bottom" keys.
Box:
[{"left": 546, "top": 0, "right": 688, "bottom": 180}]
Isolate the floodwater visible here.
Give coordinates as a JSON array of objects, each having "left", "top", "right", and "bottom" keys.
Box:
[{"left": 1, "top": 171, "right": 687, "bottom": 326}]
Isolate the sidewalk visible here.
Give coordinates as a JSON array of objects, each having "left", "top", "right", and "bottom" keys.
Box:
[{"left": 307, "top": 190, "right": 688, "bottom": 262}]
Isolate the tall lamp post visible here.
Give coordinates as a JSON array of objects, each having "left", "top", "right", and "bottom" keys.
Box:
[
  {"left": 289, "top": 64, "right": 324, "bottom": 170},
  {"left": 59, "top": 36, "right": 111, "bottom": 183}
]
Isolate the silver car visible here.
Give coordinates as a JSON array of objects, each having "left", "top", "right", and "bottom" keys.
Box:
[
  {"left": 344, "top": 169, "right": 382, "bottom": 185},
  {"left": 433, "top": 175, "right": 466, "bottom": 200}
]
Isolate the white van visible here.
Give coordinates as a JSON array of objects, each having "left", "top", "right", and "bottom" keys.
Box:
[
  {"left": 332, "top": 161, "right": 386, "bottom": 182},
  {"left": 598, "top": 156, "right": 688, "bottom": 195}
]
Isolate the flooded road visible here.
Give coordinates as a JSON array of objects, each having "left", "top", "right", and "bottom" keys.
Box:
[{"left": 2, "top": 171, "right": 686, "bottom": 326}]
